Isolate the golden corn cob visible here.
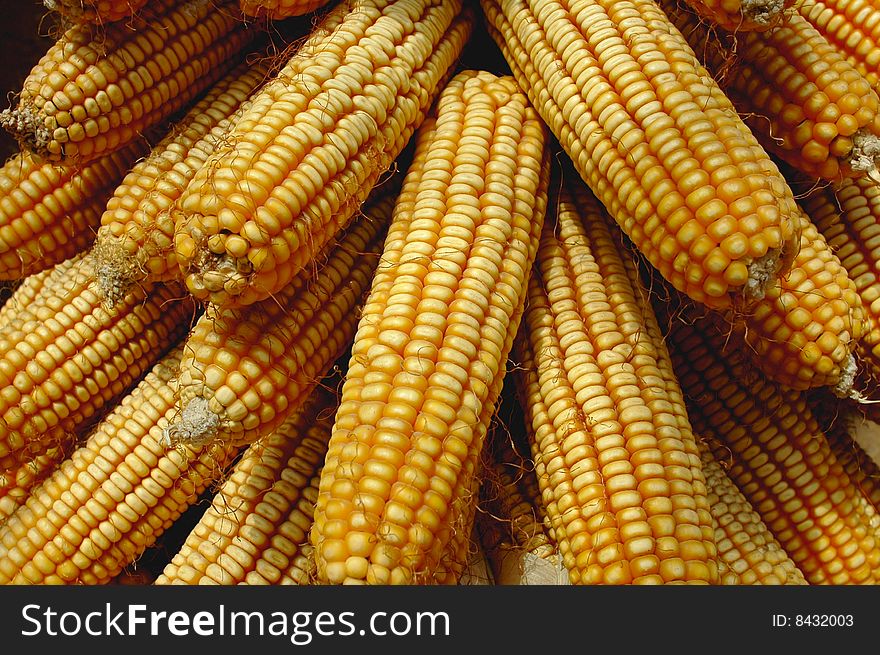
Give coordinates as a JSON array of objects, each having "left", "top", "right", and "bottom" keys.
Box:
[
  {"left": 514, "top": 173, "right": 718, "bottom": 585},
  {"left": 666, "top": 2, "right": 880, "bottom": 180},
  {"left": 678, "top": 0, "right": 792, "bottom": 32},
  {"left": 0, "top": 141, "right": 149, "bottom": 280},
  {"left": 44, "top": 0, "right": 150, "bottom": 23},
  {"left": 481, "top": 0, "right": 801, "bottom": 310},
  {"left": 727, "top": 208, "right": 865, "bottom": 393},
  {"left": 156, "top": 384, "right": 338, "bottom": 585},
  {"left": 800, "top": 177, "right": 880, "bottom": 388},
  {"left": 700, "top": 441, "right": 808, "bottom": 585},
  {"left": 173, "top": 0, "right": 475, "bottom": 309},
  {"left": 656, "top": 293, "right": 880, "bottom": 584},
  {"left": 311, "top": 70, "right": 550, "bottom": 585},
  {"left": 0, "top": 345, "right": 241, "bottom": 585},
  {"left": 0, "top": 252, "right": 195, "bottom": 473},
  {"left": 0, "top": 0, "right": 256, "bottom": 164},
  {"left": 798, "top": 0, "right": 880, "bottom": 90},
  {"left": 163, "top": 185, "right": 395, "bottom": 449},
  {"left": 239, "top": 0, "right": 331, "bottom": 18},
  {"left": 93, "top": 59, "right": 272, "bottom": 305}
]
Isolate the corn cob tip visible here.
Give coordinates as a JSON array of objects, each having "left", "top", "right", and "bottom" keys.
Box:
[
  {"left": 850, "top": 131, "right": 880, "bottom": 180},
  {"left": 92, "top": 236, "right": 143, "bottom": 307},
  {"left": 740, "top": 0, "right": 784, "bottom": 27},
  {"left": 0, "top": 105, "right": 51, "bottom": 158},
  {"left": 744, "top": 250, "right": 782, "bottom": 301},
  {"left": 161, "top": 398, "right": 221, "bottom": 448},
  {"left": 833, "top": 352, "right": 858, "bottom": 399}
]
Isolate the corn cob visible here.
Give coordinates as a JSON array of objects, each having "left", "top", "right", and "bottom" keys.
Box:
[
  {"left": 727, "top": 208, "right": 865, "bottom": 393},
  {"left": 700, "top": 440, "right": 808, "bottom": 584},
  {"left": 800, "top": 177, "right": 880, "bottom": 388},
  {"left": 0, "top": 0, "right": 256, "bottom": 164},
  {"left": 514, "top": 172, "right": 718, "bottom": 585},
  {"left": 173, "top": 0, "right": 475, "bottom": 309},
  {"left": 0, "top": 141, "right": 149, "bottom": 280},
  {"left": 0, "top": 345, "right": 240, "bottom": 585},
  {"left": 655, "top": 291, "right": 880, "bottom": 584},
  {"left": 163, "top": 184, "right": 395, "bottom": 449},
  {"left": 481, "top": 0, "right": 801, "bottom": 310},
  {"left": 0, "top": 252, "right": 196, "bottom": 473},
  {"left": 798, "top": 0, "right": 880, "bottom": 90},
  {"left": 311, "top": 70, "right": 550, "bottom": 585},
  {"left": 666, "top": 2, "right": 880, "bottom": 181},
  {"left": 678, "top": 0, "right": 792, "bottom": 32},
  {"left": 156, "top": 384, "right": 338, "bottom": 585},
  {"left": 44, "top": 0, "right": 151, "bottom": 24},
  {"left": 93, "top": 59, "right": 273, "bottom": 306},
  {"left": 239, "top": 0, "right": 331, "bottom": 19}
]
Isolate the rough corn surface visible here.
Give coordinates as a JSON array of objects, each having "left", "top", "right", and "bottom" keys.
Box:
[
  {"left": 311, "top": 70, "right": 549, "bottom": 585},
  {"left": 700, "top": 442, "right": 808, "bottom": 585},
  {"left": 514, "top": 173, "right": 718, "bottom": 585},
  {"left": 93, "top": 59, "right": 273, "bottom": 305},
  {"left": 45, "top": 0, "right": 151, "bottom": 23},
  {"left": 667, "top": 3, "right": 880, "bottom": 180},
  {"left": 679, "top": 0, "right": 791, "bottom": 32},
  {"left": 798, "top": 0, "right": 880, "bottom": 90},
  {"left": 727, "top": 209, "right": 865, "bottom": 393},
  {"left": 482, "top": 0, "right": 801, "bottom": 309},
  {"left": 157, "top": 385, "right": 338, "bottom": 585},
  {"left": 0, "top": 142, "right": 149, "bottom": 280},
  {"left": 240, "top": 0, "right": 331, "bottom": 18},
  {"left": 173, "top": 0, "right": 475, "bottom": 309},
  {"left": 0, "top": 252, "right": 196, "bottom": 473},
  {"left": 657, "top": 296, "right": 880, "bottom": 584},
  {"left": 0, "top": 0, "right": 255, "bottom": 164},
  {"left": 163, "top": 187, "right": 394, "bottom": 449},
  {"left": 0, "top": 346, "right": 240, "bottom": 585}
]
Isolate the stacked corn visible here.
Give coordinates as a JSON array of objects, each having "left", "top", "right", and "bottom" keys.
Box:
[{"left": 1, "top": 0, "right": 880, "bottom": 588}]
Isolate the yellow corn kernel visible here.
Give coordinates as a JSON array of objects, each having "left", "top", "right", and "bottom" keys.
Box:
[
  {"left": 0, "top": 142, "right": 149, "bottom": 280},
  {"left": 157, "top": 384, "right": 339, "bottom": 585},
  {"left": 163, "top": 184, "right": 396, "bottom": 449},
  {"left": 0, "top": 345, "right": 240, "bottom": 585},
  {"left": 173, "top": 0, "right": 475, "bottom": 309},
  {"left": 93, "top": 59, "right": 273, "bottom": 305},
  {"left": 657, "top": 291, "right": 880, "bottom": 584},
  {"left": 514, "top": 171, "right": 719, "bottom": 585},
  {"left": 0, "top": 0, "right": 256, "bottom": 164},
  {"left": 481, "top": 0, "right": 801, "bottom": 310},
  {"left": 665, "top": 3, "right": 880, "bottom": 180},
  {"left": 700, "top": 440, "right": 808, "bottom": 585},
  {"left": 0, "top": 252, "right": 195, "bottom": 473},
  {"left": 311, "top": 70, "right": 550, "bottom": 585}
]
